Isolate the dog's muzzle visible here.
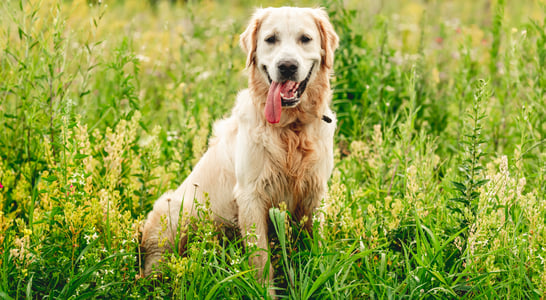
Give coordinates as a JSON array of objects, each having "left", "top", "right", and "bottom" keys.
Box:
[{"left": 263, "top": 62, "right": 315, "bottom": 106}]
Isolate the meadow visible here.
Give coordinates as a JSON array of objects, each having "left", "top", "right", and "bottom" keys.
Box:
[{"left": 0, "top": 0, "right": 545, "bottom": 298}]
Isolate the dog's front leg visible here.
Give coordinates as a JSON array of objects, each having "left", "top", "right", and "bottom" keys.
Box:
[
  {"left": 233, "top": 124, "right": 276, "bottom": 295},
  {"left": 236, "top": 194, "right": 273, "bottom": 282}
]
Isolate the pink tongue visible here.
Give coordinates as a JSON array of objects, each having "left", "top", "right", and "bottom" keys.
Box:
[
  {"left": 265, "top": 82, "right": 282, "bottom": 124},
  {"left": 265, "top": 81, "right": 298, "bottom": 124}
]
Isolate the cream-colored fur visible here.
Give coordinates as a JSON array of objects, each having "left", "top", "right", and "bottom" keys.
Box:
[{"left": 141, "top": 7, "right": 339, "bottom": 285}]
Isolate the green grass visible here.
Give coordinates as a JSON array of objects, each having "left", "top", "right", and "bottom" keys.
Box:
[{"left": 1, "top": 0, "right": 545, "bottom": 298}]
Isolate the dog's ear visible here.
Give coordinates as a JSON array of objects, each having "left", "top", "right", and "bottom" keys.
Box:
[
  {"left": 240, "top": 9, "right": 266, "bottom": 68},
  {"left": 313, "top": 8, "right": 339, "bottom": 69}
]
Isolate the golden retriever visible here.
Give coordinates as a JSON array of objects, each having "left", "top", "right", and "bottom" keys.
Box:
[{"left": 141, "top": 6, "right": 339, "bottom": 285}]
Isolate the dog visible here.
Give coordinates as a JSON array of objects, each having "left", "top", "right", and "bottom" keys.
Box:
[{"left": 141, "top": 6, "right": 339, "bottom": 285}]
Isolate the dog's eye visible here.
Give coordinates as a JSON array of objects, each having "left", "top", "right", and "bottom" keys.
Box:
[
  {"left": 265, "top": 35, "right": 277, "bottom": 44},
  {"left": 300, "top": 35, "right": 312, "bottom": 44}
]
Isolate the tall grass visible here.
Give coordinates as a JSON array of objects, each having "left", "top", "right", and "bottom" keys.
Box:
[{"left": 0, "top": 0, "right": 544, "bottom": 298}]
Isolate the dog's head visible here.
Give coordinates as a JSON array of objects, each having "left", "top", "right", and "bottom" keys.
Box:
[{"left": 240, "top": 7, "right": 339, "bottom": 124}]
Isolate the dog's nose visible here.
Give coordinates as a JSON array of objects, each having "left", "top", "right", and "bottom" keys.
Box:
[{"left": 277, "top": 60, "right": 298, "bottom": 79}]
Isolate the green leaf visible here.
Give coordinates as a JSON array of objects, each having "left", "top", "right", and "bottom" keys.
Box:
[
  {"left": 42, "top": 175, "right": 58, "bottom": 182},
  {"left": 451, "top": 181, "right": 467, "bottom": 192},
  {"left": 74, "top": 153, "right": 89, "bottom": 160},
  {"left": 475, "top": 179, "right": 489, "bottom": 187},
  {"left": 450, "top": 197, "right": 469, "bottom": 205}
]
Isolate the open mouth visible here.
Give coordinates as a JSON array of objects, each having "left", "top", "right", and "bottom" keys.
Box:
[
  {"left": 262, "top": 63, "right": 315, "bottom": 124},
  {"left": 263, "top": 63, "right": 314, "bottom": 106}
]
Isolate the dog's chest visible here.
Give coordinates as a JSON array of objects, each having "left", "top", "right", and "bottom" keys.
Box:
[{"left": 267, "top": 123, "right": 326, "bottom": 207}]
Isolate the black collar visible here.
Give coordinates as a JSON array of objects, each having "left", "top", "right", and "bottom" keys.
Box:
[{"left": 322, "top": 115, "right": 332, "bottom": 123}]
